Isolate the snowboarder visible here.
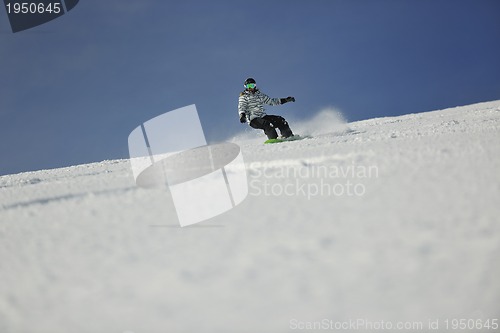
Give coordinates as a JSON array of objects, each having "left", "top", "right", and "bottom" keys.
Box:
[{"left": 238, "top": 77, "right": 296, "bottom": 140}]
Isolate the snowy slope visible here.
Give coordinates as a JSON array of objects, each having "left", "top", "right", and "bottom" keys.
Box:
[{"left": 1, "top": 101, "right": 499, "bottom": 333}]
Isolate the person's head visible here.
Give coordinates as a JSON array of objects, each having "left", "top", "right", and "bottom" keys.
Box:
[{"left": 244, "top": 77, "right": 257, "bottom": 92}]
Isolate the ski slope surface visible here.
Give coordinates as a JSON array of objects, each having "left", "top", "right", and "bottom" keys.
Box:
[{"left": 1, "top": 101, "right": 499, "bottom": 333}]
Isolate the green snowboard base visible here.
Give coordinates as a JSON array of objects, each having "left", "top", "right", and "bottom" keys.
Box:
[{"left": 264, "top": 135, "right": 311, "bottom": 144}]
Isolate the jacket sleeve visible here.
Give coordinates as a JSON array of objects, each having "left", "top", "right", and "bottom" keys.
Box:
[
  {"left": 260, "top": 91, "right": 282, "bottom": 106},
  {"left": 238, "top": 93, "right": 247, "bottom": 116}
]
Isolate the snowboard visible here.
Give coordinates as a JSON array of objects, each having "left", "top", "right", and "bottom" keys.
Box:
[{"left": 264, "top": 135, "right": 311, "bottom": 144}]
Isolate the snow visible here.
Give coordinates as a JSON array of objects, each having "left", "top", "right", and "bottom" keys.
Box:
[{"left": 1, "top": 101, "right": 500, "bottom": 333}]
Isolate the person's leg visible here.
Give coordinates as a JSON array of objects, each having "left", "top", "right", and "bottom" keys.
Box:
[
  {"left": 250, "top": 117, "right": 278, "bottom": 139},
  {"left": 263, "top": 115, "right": 293, "bottom": 138}
]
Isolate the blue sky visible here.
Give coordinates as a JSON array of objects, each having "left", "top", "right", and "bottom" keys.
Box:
[{"left": 1, "top": 0, "right": 499, "bottom": 175}]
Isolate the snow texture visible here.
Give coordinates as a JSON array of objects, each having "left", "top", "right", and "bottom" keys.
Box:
[{"left": 1, "top": 101, "right": 500, "bottom": 332}]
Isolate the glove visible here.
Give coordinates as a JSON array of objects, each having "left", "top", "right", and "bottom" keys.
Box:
[
  {"left": 280, "top": 96, "right": 296, "bottom": 104},
  {"left": 239, "top": 113, "right": 247, "bottom": 123}
]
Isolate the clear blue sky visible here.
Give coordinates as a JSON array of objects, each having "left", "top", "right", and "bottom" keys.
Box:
[{"left": 1, "top": 0, "right": 499, "bottom": 175}]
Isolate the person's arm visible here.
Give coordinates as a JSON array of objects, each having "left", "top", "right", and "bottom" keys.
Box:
[
  {"left": 260, "top": 91, "right": 295, "bottom": 105},
  {"left": 238, "top": 93, "right": 248, "bottom": 123},
  {"left": 260, "top": 91, "right": 281, "bottom": 106}
]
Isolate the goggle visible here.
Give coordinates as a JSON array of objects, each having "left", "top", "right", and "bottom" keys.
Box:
[{"left": 245, "top": 83, "right": 256, "bottom": 89}]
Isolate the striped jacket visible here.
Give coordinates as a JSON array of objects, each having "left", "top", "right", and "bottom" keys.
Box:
[{"left": 238, "top": 89, "right": 282, "bottom": 122}]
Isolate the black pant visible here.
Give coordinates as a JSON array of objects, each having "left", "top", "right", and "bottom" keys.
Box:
[{"left": 250, "top": 115, "right": 293, "bottom": 139}]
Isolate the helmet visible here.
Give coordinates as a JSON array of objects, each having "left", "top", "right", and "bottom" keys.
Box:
[
  {"left": 244, "top": 77, "right": 256, "bottom": 89},
  {"left": 244, "top": 77, "right": 256, "bottom": 85}
]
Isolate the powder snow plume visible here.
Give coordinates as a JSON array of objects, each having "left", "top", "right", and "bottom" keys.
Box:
[{"left": 289, "top": 106, "right": 349, "bottom": 137}]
